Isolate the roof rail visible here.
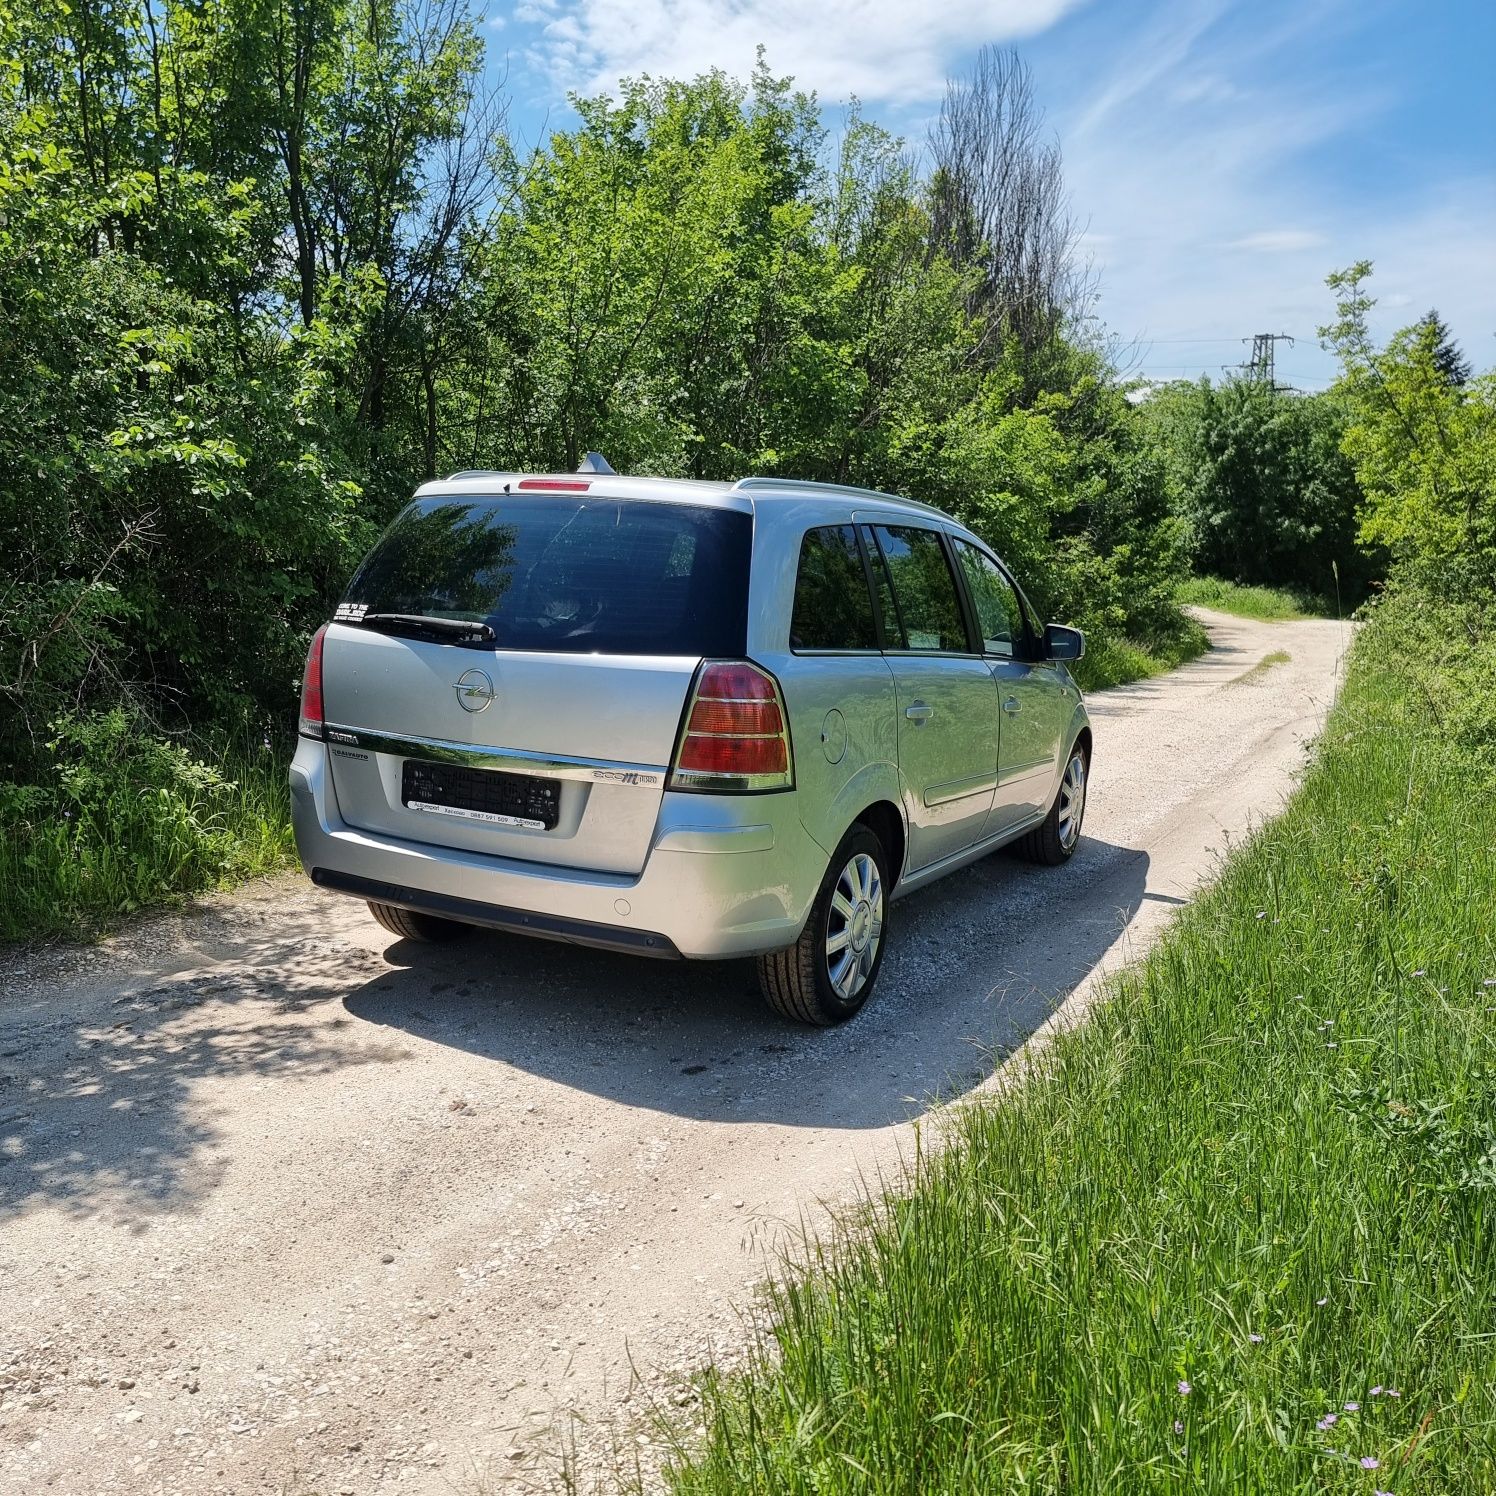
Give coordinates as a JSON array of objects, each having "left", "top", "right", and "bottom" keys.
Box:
[
  {"left": 731, "top": 476, "right": 947, "bottom": 516},
  {"left": 444, "top": 469, "right": 504, "bottom": 480}
]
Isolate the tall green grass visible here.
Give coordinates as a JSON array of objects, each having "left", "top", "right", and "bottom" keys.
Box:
[
  {"left": 0, "top": 714, "right": 295, "bottom": 944},
  {"left": 1074, "top": 615, "right": 1210, "bottom": 692},
  {"left": 1179, "top": 575, "right": 1330, "bottom": 621},
  {"left": 664, "top": 595, "right": 1496, "bottom": 1494}
]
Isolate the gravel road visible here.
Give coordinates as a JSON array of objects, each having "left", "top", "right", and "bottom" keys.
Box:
[{"left": 0, "top": 609, "right": 1351, "bottom": 1496}]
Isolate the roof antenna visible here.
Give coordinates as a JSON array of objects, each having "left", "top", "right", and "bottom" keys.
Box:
[{"left": 576, "top": 452, "right": 616, "bottom": 475}]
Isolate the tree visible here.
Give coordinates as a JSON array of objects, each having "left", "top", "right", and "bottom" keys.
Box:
[
  {"left": 926, "top": 47, "right": 1087, "bottom": 379},
  {"left": 1415, "top": 309, "right": 1472, "bottom": 387},
  {"left": 1321, "top": 263, "right": 1495, "bottom": 594},
  {"left": 1144, "top": 376, "right": 1371, "bottom": 603}
]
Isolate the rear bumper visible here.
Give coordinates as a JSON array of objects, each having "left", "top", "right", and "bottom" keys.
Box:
[
  {"left": 290, "top": 737, "right": 826, "bottom": 959},
  {"left": 309, "top": 867, "right": 683, "bottom": 957}
]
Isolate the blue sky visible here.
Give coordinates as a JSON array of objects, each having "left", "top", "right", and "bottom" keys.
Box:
[{"left": 482, "top": 0, "right": 1495, "bottom": 390}]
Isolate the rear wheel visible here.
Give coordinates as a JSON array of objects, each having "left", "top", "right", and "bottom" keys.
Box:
[
  {"left": 366, "top": 900, "right": 473, "bottom": 943},
  {"left": 1016, "top": 743, "right": 1088, "bottom": 866},
  {"left": 757, "top": 826, "right": 890, "bottom": 1026}
]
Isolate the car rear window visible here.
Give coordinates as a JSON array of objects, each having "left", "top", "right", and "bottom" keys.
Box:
[{"left": 342, "top": 495, "right": 751, "bottom": 656}]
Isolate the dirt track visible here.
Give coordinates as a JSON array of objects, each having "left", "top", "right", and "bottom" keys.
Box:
[{"left": 0, "top": 609, "right": 1351, "bottom": 1495}]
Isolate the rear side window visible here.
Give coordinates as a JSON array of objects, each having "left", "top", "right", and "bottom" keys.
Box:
[
  {"left": 869, "top": 526, "right": 972, "bottom": 653},
  {"left": 343, "top": 496, "right": 751, "bottom": 655},
  {"left": 954, "top": 540, "right": 1025, "bottom": 657},
  {"left": 790, "top": 526, "right": 877, "bottom": 650}
]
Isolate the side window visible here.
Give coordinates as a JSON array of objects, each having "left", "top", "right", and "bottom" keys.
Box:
[
  {"left": 869, "top": 526, "right": 973, "bottom": 653},
  {"left": 954, "top": 541, "right": 1024, "bottom": 658},
  {"left": 790, "top": 526, "right": 877, "bottom": 650}
]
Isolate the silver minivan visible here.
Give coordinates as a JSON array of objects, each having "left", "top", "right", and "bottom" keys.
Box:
[{"left": 290, "top": 468, "right": 1091, "bottom": 1023}]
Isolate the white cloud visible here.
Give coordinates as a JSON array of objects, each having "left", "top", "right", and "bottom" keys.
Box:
[
  {"left": 1226, "top": 230, "right": 1328, "bottom": 253},
  {"left": 1171, "top": 72, "right": 1241, "bottom": 106},
  {"left": 1072, "top": 0, "right": 1228, "bottom": 139},
  {"left": 520, "top": 0, "right": 1086, "bottom": 105}
]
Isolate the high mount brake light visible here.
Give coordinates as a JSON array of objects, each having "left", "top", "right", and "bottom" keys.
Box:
[
  {"left": 670, "top": 660, "right": 794, "bottom": 792},
  {"left": 515, "top": 478, "right": 592, "bottom": 492},
  {"left": 298, "top": 624, "right": 328, "bottom": 739}
]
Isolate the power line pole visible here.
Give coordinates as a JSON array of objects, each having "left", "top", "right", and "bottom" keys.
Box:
[{"left": 1235, "top": 332, "right": 1295, "bottom": 391}]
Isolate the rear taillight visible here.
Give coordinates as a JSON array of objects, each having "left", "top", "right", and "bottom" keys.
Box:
[
  {"left": 670, "top": 661, "right": 794, "bottom": 792},
  {"left": 298, "top": 624, "right": 328, "bottom": 739}
]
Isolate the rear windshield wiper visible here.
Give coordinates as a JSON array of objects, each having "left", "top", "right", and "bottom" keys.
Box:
[{"left": 359, "top": 612, "right": 496, "bottom": 645}]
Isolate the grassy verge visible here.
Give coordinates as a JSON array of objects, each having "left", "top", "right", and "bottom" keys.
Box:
[
  {"left": 664, "top": 592, "right": 1496, "bottom": 1494},
  {"left": 1178, "top": 574, "right": 1332, "bottom": 621},
  {"left": 1074, "top": 613, "right": 1210, "bottom": 691},
  {"left": 0, "top": 718, "right": 295, "bottom": 944}
]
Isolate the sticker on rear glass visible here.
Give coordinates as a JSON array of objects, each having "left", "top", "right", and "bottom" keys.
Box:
[{"left": 406, "top": 800, "right": 546, "bottom": 830}]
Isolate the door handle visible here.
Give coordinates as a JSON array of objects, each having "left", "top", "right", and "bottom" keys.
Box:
[
  {"left": 1003, "top": 696, "right": 1022, "bottom": 715},
  {"left": 904, "top": 701, "right": 934, "bottom": 725}
]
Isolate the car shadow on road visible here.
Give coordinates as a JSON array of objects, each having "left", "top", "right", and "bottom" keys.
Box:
[
  {"left": 341, "top": 834, "right": 1155, "bottom": 1133},
  {"left": 0, "top": 837, "right": 1155, "bottom": 1221}
]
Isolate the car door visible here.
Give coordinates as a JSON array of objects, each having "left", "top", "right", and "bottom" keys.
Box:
[
  {"left": 950, "top": 539, "right": 1070, "bottom": 834},
  {"left": 862, "top": 522, "right": 1000, "bottom": 872}
]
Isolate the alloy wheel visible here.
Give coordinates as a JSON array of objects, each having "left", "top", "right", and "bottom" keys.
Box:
[
  {"left": 1058, "top": 751, "right": 1087, "bottom": 851},
  {"left": 825, "top": 851, "right": 885, "bottom": 1000}
]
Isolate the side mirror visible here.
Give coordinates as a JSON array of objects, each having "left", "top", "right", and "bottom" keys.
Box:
[{"left": 1044, "top": 623, "right": 1085, "bottom": 662}]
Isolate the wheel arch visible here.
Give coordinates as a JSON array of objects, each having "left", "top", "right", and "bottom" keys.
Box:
[{"left": 852, "top": 799, "right": 906, "bottom": 888}]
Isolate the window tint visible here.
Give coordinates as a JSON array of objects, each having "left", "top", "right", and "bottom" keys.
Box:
[
  {"left": 954, "top": 541, "right": 1025, "bottom": 657},
  {"left": 790, "top": 526, "right": 878, "bottom": 650},
  {"left": 343, "top": 496, "right": 751, "bottom": 655},
  {"left": 870, "top": 526, "right": 972, "bottom": 653}
]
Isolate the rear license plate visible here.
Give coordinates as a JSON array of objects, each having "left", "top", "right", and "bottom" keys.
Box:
[{"left": 401, "top": 760, "right": 560, "bottom": 831}]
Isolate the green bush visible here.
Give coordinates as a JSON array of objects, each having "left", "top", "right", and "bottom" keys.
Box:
[
  {"left": 0, "top": 709, "right": 293, "bottom": 942},
  {"left": 1177, "top": 576, "right": 1323, "bottom": 621}
]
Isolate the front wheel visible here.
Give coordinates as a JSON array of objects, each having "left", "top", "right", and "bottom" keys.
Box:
[
  {"left": 757, "top": 826, "right": 890, "bottom": 1026},
  {"left": 1016, "top": 743, "right": 1089, "bottom": 866}
]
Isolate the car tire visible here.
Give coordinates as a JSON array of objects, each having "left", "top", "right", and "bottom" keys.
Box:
[
  {"left": 366, "top": 900, "right": 474, "bottom": 943},
  {"left": 757, "top": 825, "right": 890, "bottom": 1026},
  {"left": 1016, "top": 742, "right": 1089, "bottom": 866}
]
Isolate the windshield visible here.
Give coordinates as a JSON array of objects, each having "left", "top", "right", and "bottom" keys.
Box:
[{"left": 340, "top": 495, "right": 752, "bottom": 656}]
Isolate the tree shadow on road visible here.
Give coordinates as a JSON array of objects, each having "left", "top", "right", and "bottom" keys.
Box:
[{"left": 0, "top": 933, "right": 397, "bottom": 1224}]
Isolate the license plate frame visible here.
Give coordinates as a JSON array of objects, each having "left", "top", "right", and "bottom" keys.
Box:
[{"left": 401, "top": 759, "right": 561, "bottom": 831}]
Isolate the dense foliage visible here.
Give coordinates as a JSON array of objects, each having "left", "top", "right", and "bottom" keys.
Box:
[
  {"left": 1145, "top": 376, "right": 1371, "bottom": 606},
  {"left": 1320, "top": 263, "right": 1496, "bottom": 600}
]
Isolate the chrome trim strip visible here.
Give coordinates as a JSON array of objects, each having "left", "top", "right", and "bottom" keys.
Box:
[
  {"left": 654, "top": 824, "right": 776, "bottom": 854},
  {"left": 323, "top": 724, "right": 666, "bottom": 786},
  {"left": 998, "top": 757, "right": 1053, "bottom": 783}
]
